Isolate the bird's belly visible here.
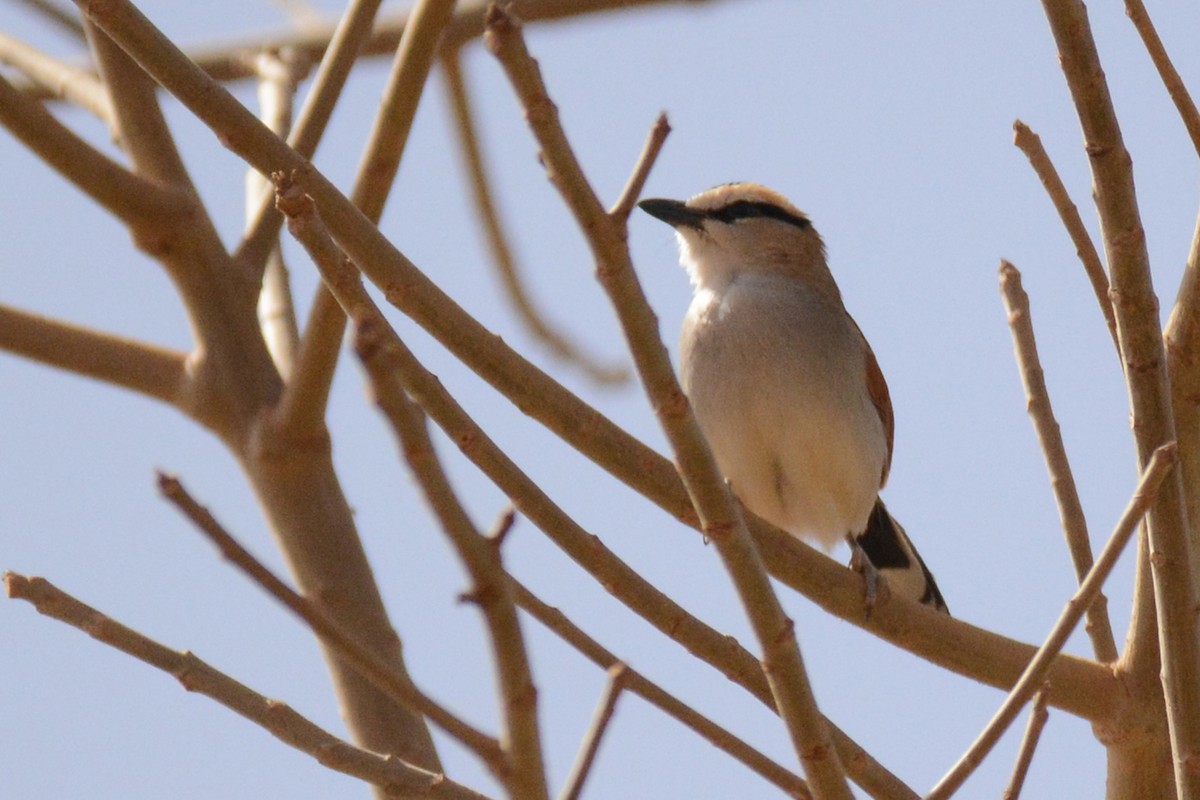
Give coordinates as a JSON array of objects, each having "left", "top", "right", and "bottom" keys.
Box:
[{"left": 688, "top": 357, "right": 885, "bottom": 548}]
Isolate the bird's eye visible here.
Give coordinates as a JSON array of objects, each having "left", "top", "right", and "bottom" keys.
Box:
[{"left": 709, "top": 200, "right": 811, "bottom": 230}]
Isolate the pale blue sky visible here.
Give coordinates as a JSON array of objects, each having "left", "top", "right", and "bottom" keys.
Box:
[{"left": 5, "top": 1, "right": 1200, "bottom": 797}]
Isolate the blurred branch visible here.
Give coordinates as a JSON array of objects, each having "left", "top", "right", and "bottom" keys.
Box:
[
  {"left": 0, "top": 71, "right": 189, "bottom": 224},
  {"left": 441, "top": 49, "right": 629, "bottom": 385},
  {"left": 3, "top": 573, "right": 494, "bottom": 800},
  {"left": 274, "top": 0, "right": 456, "bottom": 438},
  {"left": 1039, "top": 3, "right": 1200, "bottom": 791},
  {"left": 236, "top": 0, "right": 386, "bottom": 273},
  {"left": 73, "top": 0, "right": 1121, "bottom": 726},
  {"left": 11, "top": 0, "right": 85, "bottom": 39},
  {"left": 926, "top": 443, "right": 1176, "bottom": 800},
  {"left": 0, "top": 31, "right": 110, "bottom": 119},
  {"left": 484, "top": 9, "right": 851, "bottom": 797},
  {"left": 1124, "top": 0, "right": 1200, "bottom": 159},
  {"left": 0, "top": 303, "right": 187, "bottom": 407},
  {"left": 1002, "top": 690, "right": 1050, "bottom": 800},
  {"left": 352, "top": 320, "right": 549, "bottom": 800},
  {"left": 999, "top": 261, "right": 1118, "bottom": 663},
  {"left": 156, "top": 472, "right": 506, "bottom": 773},
  {"left": 558, "top": 664, "right": 628, "bottom": 800},
  {"left": 1012, "top": 120, "right": 1118, "bottom": 351},
  {"left": 249, "top": 51, "right": 306, "bottom": 379}
]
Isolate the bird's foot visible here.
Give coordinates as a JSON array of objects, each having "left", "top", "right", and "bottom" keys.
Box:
[{"left": 846, "top": 533, "right": 883, "bottom": 621}]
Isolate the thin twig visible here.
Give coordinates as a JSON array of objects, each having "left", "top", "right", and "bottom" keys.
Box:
[
  {"left": 1011, "top": 120, "right": 1118, "bottom": 352},
  {"left": 511, "top": 581, "right": 815, "bottom": 800},
  {"left": 999, "top": 261, "right": 1118, "bottom": 663},
  {"left": 925, "top": 443, "right": 1177, "bottom": 800},
  {"left": 1124, "top": 0, "right": 1200, "bottom": 160},
  {"left": 70, "top": 0, "right": 1122, "bottom": 724},
  {"left": 1040, "top": 3, "right": 1200, "bottom": 790},
  {"left": 484, "top": 9, "right": 850, "bottom": 798},
  {"left": 0, "top": 32, "right": 111, "bottom": 120},
  {"left": 3, "top": 573, "right": 494, "bottom": 800},
  {"left": 608, "top": 112, "right": 669, "bottom": 221},
  {"left": 1001, "top": 690, "right": 1050, "bottom": 800},
  {"left": 0, "top": 303, "right": 187, "bottom": 407},
  {"left": 557, "top": 665, "right": 628, "bottom": 800},
  {"left": 440, "top": 49, "right": 628, "bottom": 385},
  {"left": 155, "top": 472, "right": 506, "bottom": 771},
  {"left": 354, "top": 326, "right": 549, "bottom": 800}
]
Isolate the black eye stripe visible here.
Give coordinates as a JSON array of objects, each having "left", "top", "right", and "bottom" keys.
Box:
[{"left": 706, "top": 200, "right": 811, "bottom": 230}]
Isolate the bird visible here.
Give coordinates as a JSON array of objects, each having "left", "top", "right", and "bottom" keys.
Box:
[{"left": 638, "top": 182, "right": 948, "bottom": 613}]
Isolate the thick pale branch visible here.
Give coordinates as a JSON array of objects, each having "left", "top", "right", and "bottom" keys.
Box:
[
  {"left": 1040, "top": 2, "right": 1200, "bottom": 789},
  {"left": 3, "top": 573, "right": 493, "bottom": 800},
  {"left": 156, "top": 473, "right": 505, "bottom": 771},
  {"left": 486, "top": 9, "right": 850, "bottom": 796},
  {"left": 926, "top": 443, "right": 1177, "bottom": 800},
  {"left": 1000, "top": 261, "right": 1117, "bottom": 663},
  {"left": 0, "top": 303, "right": 187, "bottom": 407},
  {"left": 73, "top": 0, "right": 1120, "bottom": 724},
  {"left": 440, "top": 50, "right": 628, "bottom": 385},
  {"left": 250, "top": 51, "right": 305, "bottom": 379},
  {"left": 0, "top": 31, "right": 111, "bottom": 119},
  {"left": 0, "top": 71, "right": 188, "bottom": 224},
  {"left": 1012, "top": 120, "right": 1118, "bottom": 351}
]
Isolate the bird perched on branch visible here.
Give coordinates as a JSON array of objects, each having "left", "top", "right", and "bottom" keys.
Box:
[{"left": 639, "top": 182, "right": 947, "bottom": 613}]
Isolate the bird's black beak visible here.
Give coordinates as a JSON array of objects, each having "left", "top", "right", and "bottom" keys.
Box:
[{"left": 637, "top": 198, "right": 706, "bottom": 230}]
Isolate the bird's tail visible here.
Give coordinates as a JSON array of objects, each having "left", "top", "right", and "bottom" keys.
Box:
[{"left": 855, "top": 499, "right": 948, "bottom": 614}]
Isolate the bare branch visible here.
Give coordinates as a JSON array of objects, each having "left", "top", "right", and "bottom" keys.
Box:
[
  {"left": 1002, "top": 691, "right": 1050, "bottom": 800},
  {"left": 274, "top": 0, "right": 457, "bottom": 437},
  {"left": 249, "top": 51, "right": 306, "bottom": 379},
  {"left": 926, "top": 443, "right": 1177, "bottom": 800},
  {"left": 236, "top": 0, "right": 387, "bottom": 273},
  {"left": 1124, "top": 0, "right": 1200, "bottom": 160},
  {"left": 156, "top": 472, "right": 506, "bottom": 772},
  {"left": 608, "top": 112, "right": 669, "bottom": 221},
  {"left": 557, "top": 665, "right": 628, "bottom": 800},
  {"left": 10, "top": 0, "right": 85, "bottom": 40},
  {"left": 353, "top": 322, "right": 549, "bottom": 800},
  {"left": 1040, "top": 3, "right": 1200, "bottom": 788},
  {"left": 999, "top": 261, "right": 1117, "bottom": 663},
  {"left": 440, "top": 49, "right": 629, "bottom": 385},
  {"left": 0, "top": 302, "right": 187, "bottom": 407},
  {"left": 1012, "top": 120, "right": 1118, "bottom": 351},
  {"left": 0, "top": 31, "right": 111, "bottom": 120},
  {"left": 71, "top": 0, "right": 1121, "bottom": 722},
  {"left": 3, "top": 573, "right": 494, "bottom": 800},
  {"left": 484, "top": 8, "right": 850, "bottom": 797},
  {"left": 0, "top": 71, "right": 189, "bottom": 224}
]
